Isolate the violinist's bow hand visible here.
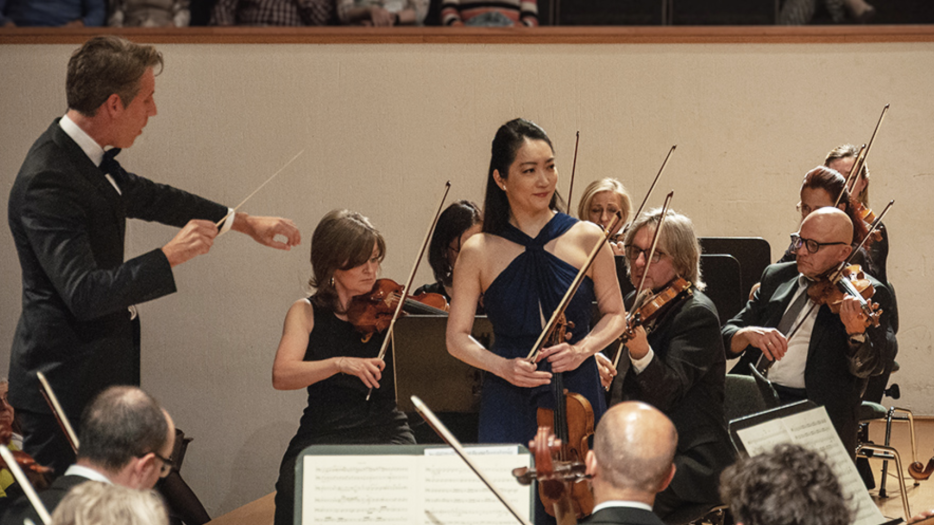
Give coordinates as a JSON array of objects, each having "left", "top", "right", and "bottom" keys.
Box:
[
  {"left": 233, "top": 213, "right": 302, "bottom": 250},
  {"left": 594, "top": 352, "right": 616, "bottom": 390}
]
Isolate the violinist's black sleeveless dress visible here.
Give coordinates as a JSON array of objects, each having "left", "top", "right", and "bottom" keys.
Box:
[
  {"left": 273, "top": 302, "right": 414, "bottom": 525},
  {"left": 479, "top": 213, "right": 607, "bottom": 445}
]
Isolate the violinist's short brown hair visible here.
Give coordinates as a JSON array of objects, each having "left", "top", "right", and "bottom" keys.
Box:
[{"left": 308, "top": 210, "right": 386, "bottom": 312}]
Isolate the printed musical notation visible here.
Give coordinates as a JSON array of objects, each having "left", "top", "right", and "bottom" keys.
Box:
[{"left": 302, "top": 446, "right": 531, "bottom": 525}]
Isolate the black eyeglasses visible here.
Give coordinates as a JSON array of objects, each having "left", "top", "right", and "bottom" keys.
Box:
[
  {"left": 624, "top": 245, "right": 665, "bottom": 264},
  {"left": 143, "top": 451, "right": 174, "bottom": 478},
  {"left": 789, "top": 233, "right": 847, "bottom": 254}
]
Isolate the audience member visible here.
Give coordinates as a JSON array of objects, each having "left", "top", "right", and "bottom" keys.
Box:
[
  {"left": 4, "top": 386, "right": 175, "bottom": 525},
  {"left": 583, "top": 401, "right": 678, "bottom": 525},
  {"left": 719, "top": 444, "right": 851, "bottom": 525},
  {"left": 337, "top": 0, "right": 428, "bottom": 25},
  {"left": 440, "top": 0, "right": 537, "bottom": 26},
  {"left": 0, "top": 0, "right": 104, "bottom": 26},
  {"left": 109, "top": 0, "right": 190, "bottom": 27},
  {"left": 779, "top": 0, "right": 874, "bottom": 24},
  {"left": 210, "top": 0, "right": 333, "bottom": 25},
  {"left": 50, "top": 481, "right": 168, "bottom": 525}
]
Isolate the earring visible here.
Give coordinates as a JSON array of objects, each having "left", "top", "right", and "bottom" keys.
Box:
[
  {"left": 329, "top": 276, "right": 335, "bottom": 287},
  {"left": 502, "top": 185, "right": 506, "bottom": 191}
]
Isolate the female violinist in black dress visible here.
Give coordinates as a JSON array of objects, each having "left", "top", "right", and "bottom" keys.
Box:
[{"left": 271, "top": 209, "right": 414, "bottom": 525}]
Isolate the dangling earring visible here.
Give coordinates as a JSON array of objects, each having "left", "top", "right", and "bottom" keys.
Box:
[{"left": 329, "top": 276, "right": 335, "bottom": 287}]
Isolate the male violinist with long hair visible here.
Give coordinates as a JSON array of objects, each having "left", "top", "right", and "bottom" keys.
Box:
[{"left": 608, "top": 208, "right": 734, "bottom": 522}]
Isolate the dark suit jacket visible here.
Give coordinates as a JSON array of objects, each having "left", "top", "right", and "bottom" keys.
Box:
[
  {"left": 722, "top": 261, "right": 894, "bottom": 454},
  {"left": 1, "top": 474, "right": 90, "bottom": 525},
  {"left": 614, "top": 288, "right": 734, "bottom": 514},
  {"left": 7, "top": 119, "right": 228, "bottom": 422},
  {"left": 583, "top": 505, "right": 666, "bottom": 525}
]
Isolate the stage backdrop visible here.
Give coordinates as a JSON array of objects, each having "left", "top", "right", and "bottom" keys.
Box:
[{"left": 1, "top": 39, "right": 932, "bottom": 517}]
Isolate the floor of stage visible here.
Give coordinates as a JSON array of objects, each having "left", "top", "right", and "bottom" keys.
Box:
[{"left": 206, "top": 417, "right": 934, "bottom": 525}]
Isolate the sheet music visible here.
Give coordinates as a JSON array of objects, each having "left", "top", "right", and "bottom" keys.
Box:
[
  {"left": 736, "top": 406, "right": 887, "bottom": 525},
  {"left": 303, "top": 446, "right": 531, "bottom": 525}
]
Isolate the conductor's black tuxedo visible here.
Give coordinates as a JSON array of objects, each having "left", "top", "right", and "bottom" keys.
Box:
[
  {"left": 7, "top": 119, "right": 227, "bottom": 468},
  {"left": 722, "top": 261, "right": 894, "bottom": 455}
]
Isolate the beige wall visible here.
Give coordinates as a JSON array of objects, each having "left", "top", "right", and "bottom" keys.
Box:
[{"left": 1, "top": 41, "right": 932, "bottom": 516}]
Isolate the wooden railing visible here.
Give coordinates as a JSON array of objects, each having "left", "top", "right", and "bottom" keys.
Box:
[{"left": 2, "top": 25, "right": 934, "bottom": 45}]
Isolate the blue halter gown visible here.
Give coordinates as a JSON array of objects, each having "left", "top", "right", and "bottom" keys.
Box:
[{"left": 479, "top": 212, "right": 608, "bottom": 445}]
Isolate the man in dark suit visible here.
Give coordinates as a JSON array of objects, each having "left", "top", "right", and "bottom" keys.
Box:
[
  {"left": 3, "top": 386, "right": 174, "bottom": 524},
  {"left": 583, "top": 401, "right": 677, "bottom": 525},
  {"left": 722, "top": 207, "right": 893, "bottom": 456},
  {"left": 609, "top": 208, "right": 734, "bottom": 521},
  {"left": 7, "top": 35, "right": 301, "bottom": 475}
]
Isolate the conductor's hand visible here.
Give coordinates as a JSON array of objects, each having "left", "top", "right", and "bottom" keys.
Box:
[
  {"left": 338, "top": 357, "right": 384, "bottom": 389},
  {"left": 594, "top": 352, "right": 616, "bottom": 389},
  {"left": 233, "top": 213, "right": 301, "bottom": 250},
  {"left": 162, "top": 220, "right": 218, "bottom": 267},
  {"left": 537, "top": 342, "right": 589, "bottom": 373},
  {"left": 499, "top": 357, "right": 551, "bottom": 388}
]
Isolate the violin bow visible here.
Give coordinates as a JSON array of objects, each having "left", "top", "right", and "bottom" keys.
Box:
[
  {"left": 758, "top": 199, "right": 895, "bottom": 373},
  {"left": 625, "top": 146, "right": 675, "bottom": 232},
  {"left": 411, "top": 396, "right": 534, "bottom": 525},
  {"left": 834, "top": 104, "right": 889, "bottom": 206},
  {"left": 366, "top": 181, "right": 452, "bottom": 401},
  {"left": 37, "top": 371, "right": 80, "bottom": 453},
  {"left": 0, "top": 445, "right": 52, "bottom": 525},
  {"left": 526, "top": 211, "right": 625, "bottom": 362},
  {"left": 214, "top": 148, "right": 306, "bottom": 230},
  {"left": 610, "top": 191, "right": 674, "bottom": 371},
  {"left": 565, "top": 131, "right": 580, "bottom": 213},
  {"left": 834, "top": 144, "right": 866, "bottom": 207}
]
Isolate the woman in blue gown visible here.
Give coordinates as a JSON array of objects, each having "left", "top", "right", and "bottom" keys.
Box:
[{"left": 446, "top": 117, "right": 626, "bottom": 453}]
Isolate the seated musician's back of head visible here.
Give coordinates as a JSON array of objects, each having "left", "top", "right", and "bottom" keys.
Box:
[
  {"left": 584, "top": 401, "right": 678, "bottom": 524},
  {"left": 719, "top": 444, "right": 850, "bottom": 525}
]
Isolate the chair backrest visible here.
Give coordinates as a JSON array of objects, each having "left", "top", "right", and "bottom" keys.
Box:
[
  {"left": 724, "top": 374, "right": 770, "bottom": 423},
  {"left": 699, "top": 237, "right": 771, "bottom": 302},
  {"left": 699, "top": 254, "right": 743, "bottom": 324}
]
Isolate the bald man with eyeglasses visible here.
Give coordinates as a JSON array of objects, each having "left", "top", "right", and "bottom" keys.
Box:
[{"left": 723, "top": 207, "right": 894, "bottom": 457}]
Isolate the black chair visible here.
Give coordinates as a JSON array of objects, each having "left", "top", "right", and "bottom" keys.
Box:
[
  {"left": 699, "top": 254, "right": 743, "bottom": 324},
  {"left": 699, "top": 237, "right": 771, "bottom": 303}
]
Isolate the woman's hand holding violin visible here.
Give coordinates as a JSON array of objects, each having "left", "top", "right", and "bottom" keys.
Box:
[
  {"left": 337, "top": 357, "right": 385, "bottom": 389},
  {"left": 498, "top": 358, "right": 551, "bottom": 388},
  {"left": 537, "top": 342, "right": 590, "bottom": 373}
]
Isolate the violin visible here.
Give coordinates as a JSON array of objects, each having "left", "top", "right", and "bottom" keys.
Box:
[
  {"left": 806, "top": 264, "right": 882, "bottom": 327},
  {"left": 534, "top": 315, "right": 595, "bottom": 523},
  {"left": 0, "top": 449, "right": 53, "bottom": 481},
  {"left": 620, "top": 278, "right": 693, "bottom": 344},
  {"left": 346, "top": 278, "right": 449, "bottom": 343},
  {"left": 909, "top": 457, "right": 934, "bottom": 481},
  {"left": 852, "top": 200, "right": 883, "bottom": 243},
  {"left": 513, "top": 426, "right": 588, "bottom": 525}
]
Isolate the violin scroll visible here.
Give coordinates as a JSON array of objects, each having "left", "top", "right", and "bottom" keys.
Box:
[{"left": 909, "top": 458, "right": 934, "bottom": 481}]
